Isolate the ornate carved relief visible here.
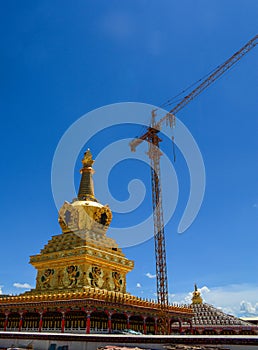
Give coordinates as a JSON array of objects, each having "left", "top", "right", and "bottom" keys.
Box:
[
  {"left": 93, "top": 206, "right": 112, "bottom": 227},
  {"left": 88, "top": 266, "right": 103, "bottom": 288},
  {"left": 66, "top": 265, "right": 80, "bottom": 287},
  {"left": 112, "top": 271, "right": 123, "bottom": 292},
  {"left": 40, "top": 269, "right": 55, "bottom": 289}
]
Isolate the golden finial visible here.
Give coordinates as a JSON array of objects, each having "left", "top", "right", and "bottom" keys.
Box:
[{"left": 82, "top": 149, "right": 94, "bottom": 168}]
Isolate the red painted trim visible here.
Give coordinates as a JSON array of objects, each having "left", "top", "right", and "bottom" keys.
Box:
[
  {"left": 4, "top": 318, "right": 8, "bottom": 332},
  {"left": 61, "top": 317, "right": 65, "bottom": 333},
  {"left": 86, "top": 315, "right": 90, "bottom": 334},
  {"left": 127, "top": 316, "right": 130, "bottom": 329},
  {"left": 143, "top": 322, "right": 147, "bottom": 335},
  {"left": 108, "top": 317, "right": 112, "bottom": 334},
  {"left": 38, "top": 317, "right": 43, "bottom": 332},
  {"left": 19, "top": 317, "right": 23, "bottom": 332}
]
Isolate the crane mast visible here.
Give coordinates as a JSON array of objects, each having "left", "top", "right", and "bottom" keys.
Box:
[
  {"left": 130, "top": 35, "right": 257, "bottom": 334},
  {"left": 148, "top": 110, "right": 168, "bottom": 309}
]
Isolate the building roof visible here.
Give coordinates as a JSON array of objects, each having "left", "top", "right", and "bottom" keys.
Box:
[{"left": 192, "top": 303, "right": 254, "bottom": 328}]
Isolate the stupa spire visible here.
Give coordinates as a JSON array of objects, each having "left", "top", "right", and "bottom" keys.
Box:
[{"left": 78, "top": 149, "right": 97, "bottom": 201}]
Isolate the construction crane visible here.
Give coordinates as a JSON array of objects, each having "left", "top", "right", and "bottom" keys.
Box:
[{"left": 130, "top": 35, "right": 257, "bottom": 334}]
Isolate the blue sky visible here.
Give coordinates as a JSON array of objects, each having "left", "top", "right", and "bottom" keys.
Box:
[{"left": 0, "top": 1, "right": 257, "bottom": 317}]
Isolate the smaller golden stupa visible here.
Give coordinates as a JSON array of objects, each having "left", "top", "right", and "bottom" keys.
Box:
[
  {"left": 191, "top": 284, "right": 203, "bottom": 304},
  {"left": 29, "top": 149, "right": 134, "bottom": 295}
]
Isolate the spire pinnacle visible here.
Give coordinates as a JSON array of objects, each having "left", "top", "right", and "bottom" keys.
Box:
[{"left": 77, "top": 149, "right": 97, "bottom": 201}]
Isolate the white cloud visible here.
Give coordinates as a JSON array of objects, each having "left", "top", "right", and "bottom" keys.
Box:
[
  {"left": 199, "top": 286, "right": 210, "bottom": 294},
  {"left": 13, "top": 282, "right": 32, "bottom": 289},
  {"left": 239, "top": 300, "right": 258, "bottom": 315},
  {"left": 0, "top": 286, "right": 3, "bottom": 295},
  {"left": 136, "top": 283, "right": 141, "bottom": 288},
  {"left": 145, "top": 272, "right": 156, "bottom": 279}
]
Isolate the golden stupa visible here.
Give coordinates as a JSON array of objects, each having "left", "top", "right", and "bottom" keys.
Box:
[
  {"left": 191, "top": 284, "right": 203, "bottom": 305},
  {"left": 30, "top": 149, "right": 134, "bottom": 295}
]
